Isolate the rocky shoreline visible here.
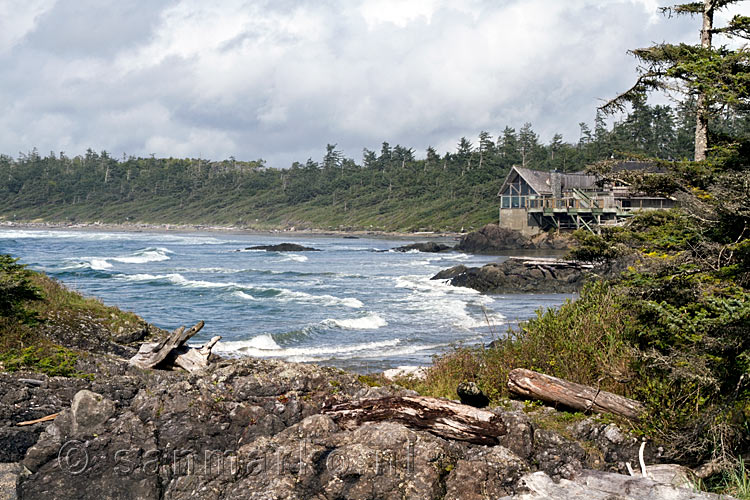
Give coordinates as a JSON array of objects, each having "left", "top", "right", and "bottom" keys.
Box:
[
  {"left": 0, "top": 220, "right": 461, "bottom": 242},
  {"left": 3, "top": 355, "right": 705, "bottom": 500},
  {"left": 0, "top": 304, "right": 726, "bottom": 499}
]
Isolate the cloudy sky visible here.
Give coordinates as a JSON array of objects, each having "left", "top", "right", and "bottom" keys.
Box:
[{"left": 0, "top": 0, "right": 743, "bottom": 166}]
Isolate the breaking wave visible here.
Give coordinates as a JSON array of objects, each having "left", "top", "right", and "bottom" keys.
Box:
[{"left": 321, "top": 313, "right": 387, "bottom": 330}]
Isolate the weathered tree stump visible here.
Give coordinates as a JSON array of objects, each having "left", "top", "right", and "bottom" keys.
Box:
[
  {"left": 170, "top": 335, "right": 221, "bottom": 372},
  {"left": 507, "top": 368, "right": 645, "bottom": 420},
  {"left": 129, "top": 321, "right": 220, "bottom": 373},
  {"left": 323, "top": 395, "right": 506, "bottom": 445}
]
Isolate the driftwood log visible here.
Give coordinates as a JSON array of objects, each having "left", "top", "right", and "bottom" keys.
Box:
[
  {"left": 169, "top": 335, "right": 221, "bottom": 372},
  {"left": 129, "top": 321, "right": 221, "bottom": 373},
  {"left": 507, "top": 256, "right": 594, "bottom": 269},
  {"left": 17, "top": 413, "right": 59, "bottom": 426},
  {"left": 507, "top": 368, "right": 645, "bottom": 420},
  {"left": 323, "top": 395, "right": 506, "bottom": 445}
]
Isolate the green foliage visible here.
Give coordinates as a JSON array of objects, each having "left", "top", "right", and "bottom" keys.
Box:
[
  {"left": 357, "top": 374, "right": 386, "bottom": 387},
  {"left": 0, "top": 253, "right": 141, "bottom": 378},
  {"left": 0, "top": 345, "right": 82, "bottom": 377},
  {"left": 703, "top": 457, "right": 750, "bottom": 500},
  {"left": 28, "top": 271, "right": 142, "bottom": 333},
  {"left": 620, "top": 268, "right": 750, "bottom": 460},
  {"left": 568, "top": 229, "right": 629, "bottom": 263},
  {"left": 0, "top": 254, "right": 41, "bottom": 322},
  {"left": 568, "top": 210, "right": 699, "bottom": 262},
  {"left": 412, "top": 281, "right": 636, "bottom": 402}
]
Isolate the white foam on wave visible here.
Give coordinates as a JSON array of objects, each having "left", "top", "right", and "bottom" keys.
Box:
[
  {"left": 214, "top": 337, "right": 400, "bottom": 360},
  {"left": 61, "top": 257, "right": 113, "bottom": 270},
  {"left": 275, "top": 288, "right": 363, "bottom": 308},
  {"left": 165, "top": 274, "right": 235, "bottom": 288},
  {"left": 111, "top": 247, "right": 172, "bottom": 264},
  {"left": 277, "top": 253, "right": 308, "bottom": 263},
  {"left": 321, "top": 313, "right": 387, "bottom": 330},
  {"left": 115, "top": 272, "right": 237, "bottom": 288},
  {"left": 62, "top": 247, "right": 171, "bottom": 271},
  {"left": 118, "top": 273, "right": 160, "bottom": 281},
  {"left": 284, "top": 341, "right": 448, "bottom": 363},
  {"left": 88, "top": 258, "right": 113, "bottom": 270},
  {"left": 176, "top": 267, "right": 244, "bottom": 274},
  {"left": 395, "top": 274, "right": 474, "bottom": 294},
  {"left": 394, "top": 274, "right": 505, "bottom": 330},
  {"left": 115, "top": 273, "right": 364, "bottom": 308},
  {"left": 0, "top": 229, "right": 237, "bottom": 245},
  {"left": 439, "top": 253, "right": 470, "bottom": 261},
  {"left": 232, "top": 290, "right": 258, "bottom": 301}
]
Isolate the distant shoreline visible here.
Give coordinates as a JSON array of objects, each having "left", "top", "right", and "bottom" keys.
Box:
[{"left": 0, "top": 220, "right": 464, "bottom": 242}]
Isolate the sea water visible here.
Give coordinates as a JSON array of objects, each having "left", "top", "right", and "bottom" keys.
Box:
[{"left": 0, "top": 228, "right": 573, "bottom": 372}]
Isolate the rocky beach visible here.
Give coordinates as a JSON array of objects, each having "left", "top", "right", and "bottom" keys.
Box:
[{"left": 0, "top": 311, "right": 723, "bottom": 500}]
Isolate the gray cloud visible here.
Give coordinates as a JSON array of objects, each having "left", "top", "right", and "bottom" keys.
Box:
[{"left": 0, "top": 0, "right": 743, "bottom": 166}]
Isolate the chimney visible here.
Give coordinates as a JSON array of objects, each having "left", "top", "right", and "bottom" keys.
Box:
[{"left": 551, "top": 170, "right": 562, "bottom": 198}]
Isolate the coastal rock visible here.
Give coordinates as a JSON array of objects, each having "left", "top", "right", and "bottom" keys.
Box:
[
  {"left": 0, "top": 300, "right": 719, "bottom": 499},
  {"left": 502, "top": 469, "right": 728, "bottom": 500},
  {"left": 431, "top": 264, "right": 468, "bottom": 280},
  {"left": 436, "top": 259, "right": 585, "bottom": 294},
  {"left": 242, "top": 243, "right": 320, "bottom": 252},
  {"left": 457, "top": 224, "right": 573, "bottom": 253},
  {"left": 0, "top": 463, "right": 21, "bottom": 500},
  {"left": 8, "top": 352, "right": 721, "bottom": 500},
  {"left": 392, "top": 242, "right": 454, "bottom": 253},
  {"left": 70, "top": 390, "right": 116, "bottom": 436},
  {"left": 457, "top": 382, "right": 490, "bottom": 408},
  {"left": 444, "top": 446, "right": 529, "bottom": 499}
]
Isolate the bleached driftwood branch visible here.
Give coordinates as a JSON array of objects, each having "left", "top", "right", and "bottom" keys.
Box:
[{"left": 129, "top": 321, "right": 221, "bottom": 373}]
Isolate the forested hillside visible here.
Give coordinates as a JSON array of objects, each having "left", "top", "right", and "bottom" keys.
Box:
[{"left": 0, "top": 98, "right": 730, "bottom": 232}]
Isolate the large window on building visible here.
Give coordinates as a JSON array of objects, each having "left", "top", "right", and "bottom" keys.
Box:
[{"left": 501, "top": 174, "right": 533, "bottom": 209}]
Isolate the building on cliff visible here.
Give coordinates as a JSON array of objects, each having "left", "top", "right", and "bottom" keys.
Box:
[{"left": 497, "top": 163, "right": 676, "bottom": 235}]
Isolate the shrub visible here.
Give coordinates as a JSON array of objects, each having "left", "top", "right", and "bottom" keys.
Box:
[
  {"left": 413, "top": 281, "right": 636, "bottom": 402},
  {"left": 0, "top": 254, "right": 41, "bottom": 322}
]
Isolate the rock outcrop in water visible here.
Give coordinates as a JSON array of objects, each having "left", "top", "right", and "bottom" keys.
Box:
[
  {"left": 242, "top": 243, "right": 320, "bottom": 252},
  {"left": 433, "top": 259, "right": 586, "bottom": 294},
  {"left": 457, "top": 224, "right": 574, "bottom": 254},
  {"left": 392, "top": 242, "right": 454, "bottom": 253}
]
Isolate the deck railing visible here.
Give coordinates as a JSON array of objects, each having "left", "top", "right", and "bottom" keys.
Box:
[
  {"left": 499, "top": 195, "right": 618, "bottom": 210},
  {"left": 499, "top": 195, "right": 673, "bottom": 211}
]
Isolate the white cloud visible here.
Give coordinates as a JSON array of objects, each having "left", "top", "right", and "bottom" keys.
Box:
[
  {"left": 359, "top": 0, "right": 441, "bottom": 29},
  {"left": 0, "top": 0, "right": 735, "bottom": 165},
  {"left": 0, "top": 0, "right": 56, "bottom": 53}
]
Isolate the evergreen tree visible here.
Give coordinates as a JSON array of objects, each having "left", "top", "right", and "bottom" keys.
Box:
[{"left": 601, "top": 0, "right": 749, "bottom": 160}]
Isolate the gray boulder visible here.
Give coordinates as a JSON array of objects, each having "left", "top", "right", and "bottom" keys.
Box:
[{"left": 435, "top": 259, "right": 585, "bottom": 294}]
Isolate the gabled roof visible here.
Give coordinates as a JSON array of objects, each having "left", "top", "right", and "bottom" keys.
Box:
[
  {"left": 514, "top": 167, "right": 553, "bottom": 194},
  {"left": 497, "top": 166, "right": 552, "bottom": 196},
  {"left": 497, "top": 166, "right": 600, "bottom": 197}
]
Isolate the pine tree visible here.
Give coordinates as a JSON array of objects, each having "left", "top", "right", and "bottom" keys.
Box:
[{"left": 601, "top": 0, "right": 749, "bottom": 161}]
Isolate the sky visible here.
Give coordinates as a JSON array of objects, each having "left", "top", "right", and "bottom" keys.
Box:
[{"left": 0, "top": 0, "right": 744, "bottom": 167}]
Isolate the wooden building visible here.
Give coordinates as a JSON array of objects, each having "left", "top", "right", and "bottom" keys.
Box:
[{"left": 497, "top": 164, "right": 675, "bottom": 235}]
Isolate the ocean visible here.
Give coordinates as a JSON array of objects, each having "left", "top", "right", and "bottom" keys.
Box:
[{"left": 0, "top": 228, "right": 573, "bottom": 372}]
